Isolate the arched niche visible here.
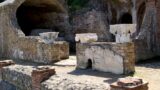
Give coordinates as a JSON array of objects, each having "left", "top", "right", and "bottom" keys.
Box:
[{"left": 16, "top": 0, "right": 65, "bottom": 36}]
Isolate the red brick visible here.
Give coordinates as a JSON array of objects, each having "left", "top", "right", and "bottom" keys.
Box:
[{"left": 31, "top": 67, "right": 56, "bottom": 90}]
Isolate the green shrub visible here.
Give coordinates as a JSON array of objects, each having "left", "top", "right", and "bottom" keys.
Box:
[{"left": 67, "top": 0, "right": 89, "bottom": 11}]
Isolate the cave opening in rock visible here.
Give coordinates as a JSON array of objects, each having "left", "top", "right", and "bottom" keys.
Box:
[
  {"left": 16, "top": 1, "right": 63, "bottom": 36},
  {"left": 87, "top": 59, "right": 92, "bottom": 69},
  {"left": 120, "top": 13, "right": 133, "bottom": 24}
]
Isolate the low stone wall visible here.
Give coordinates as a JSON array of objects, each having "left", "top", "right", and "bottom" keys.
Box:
[
  {"left": 76, "top": 42, "right": 135, "bottom": 74},
  {"left": 8, "top": 36, "right": 69, "bottom": 64}
]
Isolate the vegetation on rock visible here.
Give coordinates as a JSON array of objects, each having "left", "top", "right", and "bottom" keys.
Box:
[{"left": 67, "top": 0, "right": 89, "bottom": 11}]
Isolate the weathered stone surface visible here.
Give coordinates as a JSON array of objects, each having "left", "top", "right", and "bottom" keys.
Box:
[
  {"left": 0, "top": 60, "right": 15, "bottom": 81},
  {"left": 2, "top": 65, "right": 55, "bottom": 90},
  {"left": 32, "top": 67, "right": 56, "bottom": 90},
  {"left": 72, "top": 9, "right": 112, "bottom": 42},
  {"left": 0, "top": 81, "right": 17, "bottom": 90},
  {"left": 75, "top": 33, "right": 98, "bottom": 43},
  {"left": 41, "top": 74, "right": 109, "bottom": 90},
  {"left": 134, "top": 39, "right": 156, "bottom": 61},
  {"left": 2, "top": 65, "right": 34, "bottom": 90},
  {"left": 110, "top": 77, "right": 148, "bottom": 90},
  {"left": 76, "top": 42, "right": 135, "bottom": 74},
  {"left": 0, "top": 0, "right": 69, "bottom": 64},
  {"left": 12, "top": 37, "right": 69, "bottom": 64},
  {"left": 39, "top": 32, "right": 59, "bottom": 44}
]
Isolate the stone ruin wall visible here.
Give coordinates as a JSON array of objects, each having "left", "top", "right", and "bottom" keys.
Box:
[
  {"left": 0, "top": 0, "right": 69, "bottom": 64},
  {"left": 0, "top": 0, "right": 160, "bottom": 62},
  {"left": 76, "top": 42, "right": 135, "bottom": 74}
]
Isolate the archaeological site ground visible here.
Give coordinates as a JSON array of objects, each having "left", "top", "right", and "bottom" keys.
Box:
[{"left": 0, "top": 0, "right": 160, "bottom": 90}]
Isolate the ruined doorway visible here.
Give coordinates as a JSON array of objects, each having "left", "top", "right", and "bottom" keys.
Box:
[
  {"left": 16, "top": 1, "right": 64, "bottom": 36},
  {"left": 119, "top": 13, "right": 133, "bottom": 24}
]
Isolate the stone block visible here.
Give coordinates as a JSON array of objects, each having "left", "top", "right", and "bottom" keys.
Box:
[
  {"left": 75, "top": 33, "right": 98, "bottom": 43},
  {"left": 0, "top": 60, "right": 15, "bottom": 81},
  {"left": 2, "top": 65, "right": 34, "bottom": 90},
  {"left": 32, "top": 67, "right": 56, "bottom": 90},
  {"left": 110, "top": 24, "right": 136, "bottom": 43},
  {"left": 39, "top": 32, "right": 59, "bottom": 44},
  {"left": 110, "top": 77, "right": 148, "bottom": 90},
  {"left": 2, "top": 65, "right": 55, "bottom": 90},
  {"left": 12, "top": 37, "right": 69, "bottom": 64}
]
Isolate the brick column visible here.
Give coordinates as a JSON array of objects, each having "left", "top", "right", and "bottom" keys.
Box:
[
  {"left": 0, "top": 60, "right": 15, "bottom": 81},
  {"left": 32, "top": 67, "right": 56, "bottom": 90}
]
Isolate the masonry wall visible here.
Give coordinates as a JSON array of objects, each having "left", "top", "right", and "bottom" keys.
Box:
[{"left": 76, "top": 42, "right": 135, "bottom": 74}]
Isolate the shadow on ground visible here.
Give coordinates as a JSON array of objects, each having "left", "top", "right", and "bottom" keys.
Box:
[
  {"left": 68, "top": 69, "right": 126, "bottom": 84},
  {"left": 136, "top": 57, "right": 160, "bottom": 69}
]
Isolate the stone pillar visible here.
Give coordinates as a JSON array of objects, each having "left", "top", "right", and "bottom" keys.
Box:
[
  {"left": 32, "top": 67, "right": 56, "bottom": 90},
  {"left": 110, "top": 77, "right": 148, "bottom": 90},
  {"left": 0, "top": 60, "right": 15, "bottom": 81}
]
